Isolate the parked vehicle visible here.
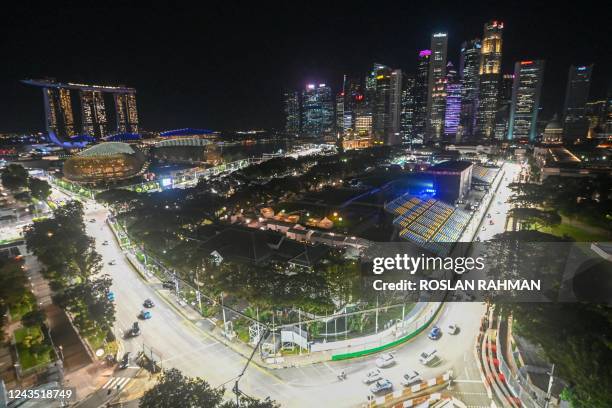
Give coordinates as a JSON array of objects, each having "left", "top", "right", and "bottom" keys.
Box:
[
  {"left": 418, "top": 348, "right": 438, "bottom": 366},
  {"left": 162, "top": 281, "right": 174, "bottom": 289},
  {"left": 375, "top": 353, "right": 395, "bottom": 368},
  {"left": 362, "top": 369, "right": 382, "bottom": 384},
  {"left": 400, "top": 370, "right": 421, "bottom": 387},
  {"left": 370, "top": 379, "right": 393, "bottom": 394}
]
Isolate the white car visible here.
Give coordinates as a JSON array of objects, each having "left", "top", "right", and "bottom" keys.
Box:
[
  {"left": 400, "top": 370, "right": 421, "bottom": 387},
  {"left": 375, "top": 353, "right": 395, "bottom": 368},
  {"left": 418, "top": 348, "right": 438, "bottom": 366},
  {"left": 446, "top": 324, "right": 458, "bottom": 335},
  {"left": 362, "top": 369, "right": 382, "bottom": 384}
]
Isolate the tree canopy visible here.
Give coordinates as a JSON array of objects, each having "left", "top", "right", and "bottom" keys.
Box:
[
  {"left": 1, "top": 163, "right": 29, "bottom": 191},
  {"left": 139, "top": 368, "right": 279, "bottom": 408}
]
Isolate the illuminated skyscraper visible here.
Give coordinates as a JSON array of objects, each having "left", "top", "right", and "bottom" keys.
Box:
[
  {"left": 426, "top": 33, "right": 448, "bottom": 141},
  {"left": 458, "top": 39, "right": 481, "bottom": 140},
  {"left": 41, "top": 87, "right": 75, "bottom": 138},
  {"left": 400, "top": 74, "right": 415, "bottom": 143},
  {"left": 494, "top": 74, "right": 514, "bottom": 139},
  {"left": 114, "top": 93, "right": 139, "bottom": 134},
  {"left": 476, "top": 20, "right": 503, "bottom": 140},
  {"left": 283, "top": 90, "right": 300, "bottom": 136},
  {"left": 413, "top": 50, "right": 431, "bottom": 143},
  {"left": 23, "top": 79, "right": 139, "bottom": 141},
  {"left": 562, "top": 64, "right": 593, "bottom": 142},
  {"left": 370, "top": 64, "right": 402, "bottom": 145},
  {"left": 444, "top": 62, "right": 461, "bottom": 138},
  {"left": 508, "top": 60, "right": 545, "bottom": 141},
  {"left": 301, "top": 83, "right": 334, "bottom": 138},
  {"left": 80, "top": 91, "right": 107, "bottom": 137}
]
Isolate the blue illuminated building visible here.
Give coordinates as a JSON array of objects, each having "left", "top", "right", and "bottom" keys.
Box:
[{"left": 444, "top": 62, "right": 461, "bottom": 138}]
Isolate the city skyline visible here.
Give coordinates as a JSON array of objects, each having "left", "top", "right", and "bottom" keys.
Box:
[{"left": 0, "top": 3, "right": 610, "bottom": 133}]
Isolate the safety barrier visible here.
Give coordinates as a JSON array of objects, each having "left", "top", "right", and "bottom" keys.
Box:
[{"left": 331, "top": 302, "right": 443, "bottom": 361}]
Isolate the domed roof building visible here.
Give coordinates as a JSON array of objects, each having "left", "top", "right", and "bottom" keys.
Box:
[
  {"left": 63, "top": 142, "right": 146, "bottom": 183},
  {"left": 542, "top": 114, "right": 563, "bottom": 144}
]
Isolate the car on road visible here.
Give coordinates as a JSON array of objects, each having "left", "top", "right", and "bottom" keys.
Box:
[
  {"left": 362, "top": 369, "right": 382, "bottom": 384},
  {"left": 446, "top": 324, "right": 458, "bottom": 335},
  {"left": 108, "top": 260, "right": 116, "bottom": 266},
  {"left": 139, "top": 310, "right": 152, "bottom": 320},
  {"left": 375, "top": 353, "right": 395, "bottom": 368},
  {"left": 126, "top": 322, "right": 140, "bottom": 337},
  {"left": 400, "top": 370, "right": 421, "bottom": 387},
  {"left": 89, "top": 218, "right": 96, "bottom": 223},
  {"left": 489, "top": 220, "right": 494, "bottom": 225},
  {"left": 119, "top": 352, "right": 130, "bottom": 369},
  {"left": 107, "top": 291, "right": 115, "bottom": 302},
  {"left": 486, "top": 213, "right": 491, "bottom": 218},
  {"left": 369, "top": 379, "right": 393, "bottom": 394},
  {"left": 418, "top": 348, "right": 438, "bottom": 366},
  {"left": 102, "top": 240, "right": 109, "bottom": 246},
  {"left": 143, "top": 299, "right": 154, "bottom": 308},
  {"left": 428, "top": 326, "right": 441, "bottom": 340},
  {"left": 162, "top": 281, "right": 174, "bottom": 289}
]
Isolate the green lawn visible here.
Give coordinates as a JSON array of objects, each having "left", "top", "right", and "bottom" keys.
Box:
[
  {"left": 539, "top": 222, "right": 611, "bottom": 242},
  {"left": 14, "top": 326, "right": 53, "bottom": 370},
  {"left": 10, "top": 292, "right": 36, "bottom": 321}
]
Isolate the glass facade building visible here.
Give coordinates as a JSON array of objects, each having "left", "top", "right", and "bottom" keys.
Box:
[
  {"left": 562, "top": 64, "right": 593, "bottom": 142},
  {"left": 444, "top": 62, "right": 461, "bottom": 138},
  {"left": 283, "top": 90, "right": 301, "bottom": 136},
  {"left": 458, "top": 39, "right": 481, "bottom": 141},
  {"left": 508, "top": 60, "right": 545, "bottom": 141},
  {"left": 476, "top": 21, "right": 503, "bottom": 140},
  {"left": 426, "top": 33, "right": 448, "bottom": 142},
  {"left": 301, "top": 84, "right": 334, "bottom": 138}
]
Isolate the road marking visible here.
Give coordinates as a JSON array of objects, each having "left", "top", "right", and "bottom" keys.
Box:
[
  {"left": 453, "top": 379, "right": 484, "bottom": 383},
  {"left": 102, "top": 377, "right": 131, "bottom": 390}
]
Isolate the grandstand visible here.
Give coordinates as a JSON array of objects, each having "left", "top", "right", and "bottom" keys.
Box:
[
  {"left": 472, "top": 165, "right": 499, "bottom": 185},
  {"left": 386, "top": 194, "right": 471, "bottom": 256}
]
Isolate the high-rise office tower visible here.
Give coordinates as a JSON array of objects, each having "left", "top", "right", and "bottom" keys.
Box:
[
  {"left": 336, "top": 92, "right": 345, "bottom": 134},
  {"left": 352, "top": 85, "right": 371, "bottom": 136},
  {"left": 476, "top": 20, "right": 503, "bottom": 140},
  {"left": 413, "top": 50, "right": 431, "bottom": 143},
  {"left": 458, "top": 39, "right": 481, "bottom": 141},
  {"left": 508, "top": 60, "right": 545, "bottom": 141},
  {"left": 283, "top": 90, "right": 300, "bottom": 136},
  {"left": 562, "top": 64, "right": 593, "bottom": 142},
  {"left": 370, "top": 64, "right": 402, "bottom": 145},
  {"left": 301, "top": 83, "right": 334, "bottom": 138},
  {"left": 400, "top": 74, "right": 416, "bottom": 143},
  {"left": 426, "top": 33, "right": 448, "bottom": 141},
  {"left": 80, "top": 90, "right": 107, "bottom": 138},
  {"left": 494, "top": 74, "right": 514, "bottom": 139},
  {"left": 444, "top": 62, "right": 461, "bottom": 138},
  {"left": 342, "top": 77, "right": 361, "bottom": 132}
]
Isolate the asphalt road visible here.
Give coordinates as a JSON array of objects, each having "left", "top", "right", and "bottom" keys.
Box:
[{"left": 46, "top": 170, "right": 524, "bottom": 407}]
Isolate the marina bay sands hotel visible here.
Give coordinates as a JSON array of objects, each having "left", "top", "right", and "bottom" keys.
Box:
[{"left": 22, "top": 79, "right": 139, "bottom": 140}]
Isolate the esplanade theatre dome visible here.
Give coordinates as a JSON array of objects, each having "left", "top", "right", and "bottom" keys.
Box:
[{"left": 63, "top": 142, "right": 145, "bottom": 183}]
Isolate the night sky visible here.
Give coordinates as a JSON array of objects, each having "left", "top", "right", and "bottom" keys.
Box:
[{"left": 1, "top": 2, "right": 610, "bottom": 133}]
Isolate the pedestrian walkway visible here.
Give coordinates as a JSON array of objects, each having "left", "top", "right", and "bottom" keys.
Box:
[{"left": 102, "top": 376, "right": 132, "bottom": 391}]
